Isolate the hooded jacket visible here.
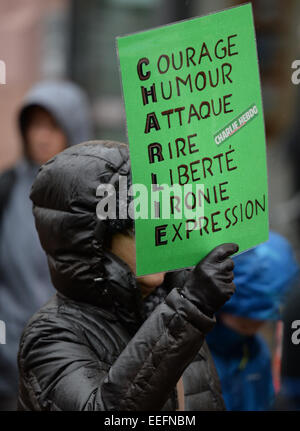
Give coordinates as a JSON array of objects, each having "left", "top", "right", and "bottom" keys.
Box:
[
  {"left": 0, "top": 80, "right": 91, "bottom": 402},
  {"left": 17, "top": 140, "right": 225, "bottom": 411}
]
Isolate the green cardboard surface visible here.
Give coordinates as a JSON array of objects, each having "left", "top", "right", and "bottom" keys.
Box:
[{"left": 117, "top": 3, "right": 269, "bottom": 276}]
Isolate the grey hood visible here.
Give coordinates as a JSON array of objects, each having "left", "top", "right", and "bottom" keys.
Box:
[
  {"left": 18, "top": 80, "right": 92, "bottom": 149},
  {"left": 0, "top": 81, "right": 91, "bottom": 398}
]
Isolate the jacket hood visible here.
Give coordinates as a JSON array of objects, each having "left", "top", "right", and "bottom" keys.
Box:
[
  {"left": 222, "top": 231, "right": 299, "bottom": 320},
  {"left": 18, "top": 80, "right": 92, "bottom": 150},
  {"left": 30, "top": 140, "right": 191, "bottom": 332},
  {"left": 30, "top": 140, "right": 146, "bottom": 331}
]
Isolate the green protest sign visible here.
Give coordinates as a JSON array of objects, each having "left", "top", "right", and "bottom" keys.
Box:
[{"left": 117, "top": 3, "right": 269, "bottom": 276}]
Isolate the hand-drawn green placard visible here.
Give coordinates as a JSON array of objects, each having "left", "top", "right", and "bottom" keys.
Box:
[{"left": 117, "top": 3, "right": 269, "bottom": 276}]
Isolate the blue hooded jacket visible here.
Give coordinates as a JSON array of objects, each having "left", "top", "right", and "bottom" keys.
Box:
[{"left": 207, "top": 232, "right": 299, "bottom": 411}]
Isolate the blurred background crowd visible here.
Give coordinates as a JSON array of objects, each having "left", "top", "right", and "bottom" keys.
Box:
[{"left": 1, "top": 0, "right": 300, "bottom": 411}]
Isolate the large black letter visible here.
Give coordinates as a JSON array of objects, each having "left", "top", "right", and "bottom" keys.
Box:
[
  {"left": 141, "top": 84, "right": 157, "bottom": 105},
  {"left": 148, "top": 143, "right": 164, "bottom": 163},
  {"left": 145, "top": 112, "right": 161, "bottom": 134},
  {"left": 137, "top": 58, "right": 150, "bottom": 81}
]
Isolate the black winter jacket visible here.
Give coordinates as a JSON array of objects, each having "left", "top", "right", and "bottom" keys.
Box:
[{"left": 17, "top": 141, "right": 226, "bottom": 411}]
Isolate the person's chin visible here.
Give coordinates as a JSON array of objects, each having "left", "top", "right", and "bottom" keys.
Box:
[{"left": 139, "top": 283, "right": 157, "bottom": 298}]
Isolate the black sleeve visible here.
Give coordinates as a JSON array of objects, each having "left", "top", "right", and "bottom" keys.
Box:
[{"left": 18, "top": 288, "right": 215, "bottom": 411}]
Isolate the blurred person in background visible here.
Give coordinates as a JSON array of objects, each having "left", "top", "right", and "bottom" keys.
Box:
[
  {"left": 0, "top": 80, "right": 92, "bottom": 410},
  {"left": 206, "top": 231, "right": 299, "bottom": 411}
]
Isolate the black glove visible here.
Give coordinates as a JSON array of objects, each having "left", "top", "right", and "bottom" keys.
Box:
[{"left": 180, "top": 243, "right": 239, "bottom": 317}]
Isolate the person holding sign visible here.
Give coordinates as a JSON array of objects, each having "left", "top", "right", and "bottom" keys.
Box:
[{"left": 17, "top": 140, "right": 239, "bottom": 411}]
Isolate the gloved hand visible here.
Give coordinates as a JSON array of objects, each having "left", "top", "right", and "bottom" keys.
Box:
[{"left": 180, "top": 243, "right": 239, "bottom": 317}]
